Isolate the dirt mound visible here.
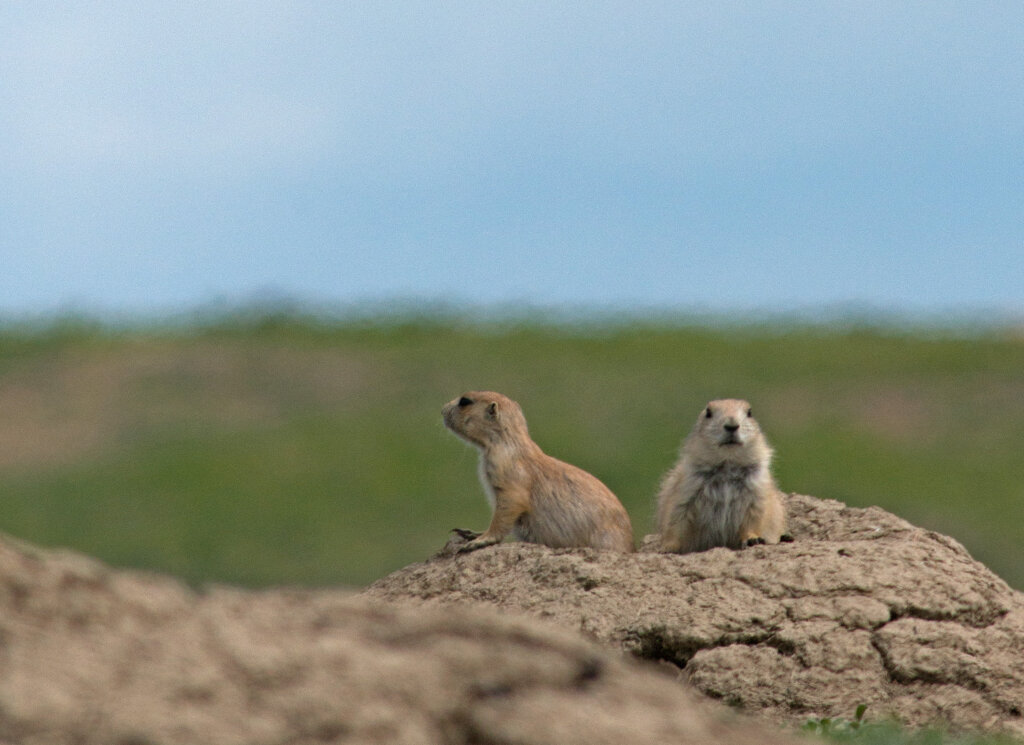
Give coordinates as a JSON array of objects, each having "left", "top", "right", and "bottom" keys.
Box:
[
  {"left": 0, "top": 534, "right": 798, "bottom": 745},
  {"left": 366, "top": 494, "right": 1024, "bottom": 736}
]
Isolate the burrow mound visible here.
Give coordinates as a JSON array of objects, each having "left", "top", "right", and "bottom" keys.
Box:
[
  {"left": 366, "top": 494, "right": 1024, "bottom": 736},
  {"left": 0, "top": 534, "right": 798, "bottom": 745}
]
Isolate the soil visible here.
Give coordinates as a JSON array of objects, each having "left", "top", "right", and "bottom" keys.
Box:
[
  {"left": 2, "top": 491, "right": 1021, "bottom": 743},
  {"left": 367, "top": 493, "right": 1024, "bottom": 737},
  {"left": 0, "top": 533, "right": 798, "bottom": 745}
]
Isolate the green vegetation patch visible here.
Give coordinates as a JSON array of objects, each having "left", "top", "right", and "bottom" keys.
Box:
[{"left": 0, "top": 312, "right": 1021, "bottom": 588}]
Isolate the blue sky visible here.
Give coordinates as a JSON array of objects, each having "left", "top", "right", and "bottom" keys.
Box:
[{"left": 2, "top": 3, "right": 1022, "bottom": 319}]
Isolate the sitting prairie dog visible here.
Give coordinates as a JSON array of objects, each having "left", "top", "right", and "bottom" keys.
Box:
[
  {"left": 655, "top": 399, "right": 789, "bottom": 553},
  {"left": 442, "top": 391, "right": 635, "bottom": 553}
]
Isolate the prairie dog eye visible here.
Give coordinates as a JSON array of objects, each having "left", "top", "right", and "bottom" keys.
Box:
[
  {"left": 705, "top": 407, "right": 713, "bottom": 419},
  {"left": 458, "top": 397, "right": 473, "bottom": 407},
  {"left": 747, "top": 408, "right": 753, "bottom": 418}
]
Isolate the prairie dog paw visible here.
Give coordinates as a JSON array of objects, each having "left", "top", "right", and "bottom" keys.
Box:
[
  {"left": 437, "top": 528, "right": 484, "bottom": 557},
  {"left": 457, "top": 536, "right": 500, "bottom": 554}
]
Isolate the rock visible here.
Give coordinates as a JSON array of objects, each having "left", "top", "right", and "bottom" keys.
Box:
[
  {"left": 0, "top": 534, "right": 798, "bottom": 745},
  {"left": 366, "top": 494, "right": 1024, "bottom": 736}
]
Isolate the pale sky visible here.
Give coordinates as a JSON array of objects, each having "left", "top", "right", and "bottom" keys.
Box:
[{"left": 2, "top": 2, "right": 1023, "bottom": 319}]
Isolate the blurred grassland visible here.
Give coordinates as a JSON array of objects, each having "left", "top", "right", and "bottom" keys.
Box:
[{"left": 0, "top": 310, "right": 1021, "bottom": 589}]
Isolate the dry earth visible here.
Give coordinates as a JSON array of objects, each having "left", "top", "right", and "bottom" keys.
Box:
[
  {"left": 367, "top": 494, "right": 1024, "bottom": 737},
  {"left": 0, "top": 533, "right": 799, "bottom": 745}
]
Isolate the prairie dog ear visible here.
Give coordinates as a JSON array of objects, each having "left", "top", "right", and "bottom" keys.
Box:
[{"left": 486, "top": 401, "right": 499, "bottom": 420}]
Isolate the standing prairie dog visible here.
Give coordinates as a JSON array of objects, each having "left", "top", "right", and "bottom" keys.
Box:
[
  {"left": 656, "top": 399, "right": 789, "bottom": 553},
  {"left": 442, "top": 391, "right": 634, "bottom": 553}
]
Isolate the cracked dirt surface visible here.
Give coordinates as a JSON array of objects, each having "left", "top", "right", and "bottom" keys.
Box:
[
  {"left": 0, "top": 534, "right": 800, "bottom": 745},
  {"left": 366, "top": 494, "right": 1024, "bottom": 736}
]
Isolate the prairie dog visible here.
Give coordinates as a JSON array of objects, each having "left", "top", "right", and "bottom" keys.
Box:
[
  {"left": 655, "top": 399, "right": 788, "bottom": 553},
  {"left": 442, "top": 391, "right": 634, "bottom": 553}
]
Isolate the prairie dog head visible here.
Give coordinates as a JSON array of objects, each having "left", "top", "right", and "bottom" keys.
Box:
[
  {"left": 442, "top": 391, "right": 531, "bottom": 450},
  {"left": 685, "top": 398, "right": 772, "bottom": 467}
]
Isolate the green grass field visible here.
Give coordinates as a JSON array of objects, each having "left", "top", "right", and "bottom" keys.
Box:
[
  {"left": 803, "top": 706, "right": 1023, "bottom": 745},
  {"left": 0, "top": 310, "right": 1021, "bottom": 590}
]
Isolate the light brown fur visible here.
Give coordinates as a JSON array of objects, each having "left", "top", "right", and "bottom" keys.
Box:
[
  {"left": 655, "top": 399, "right": 787, "bottom": 553},
  {"left": 442, "top": 391, "right": 634, "bottom": 553}
]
